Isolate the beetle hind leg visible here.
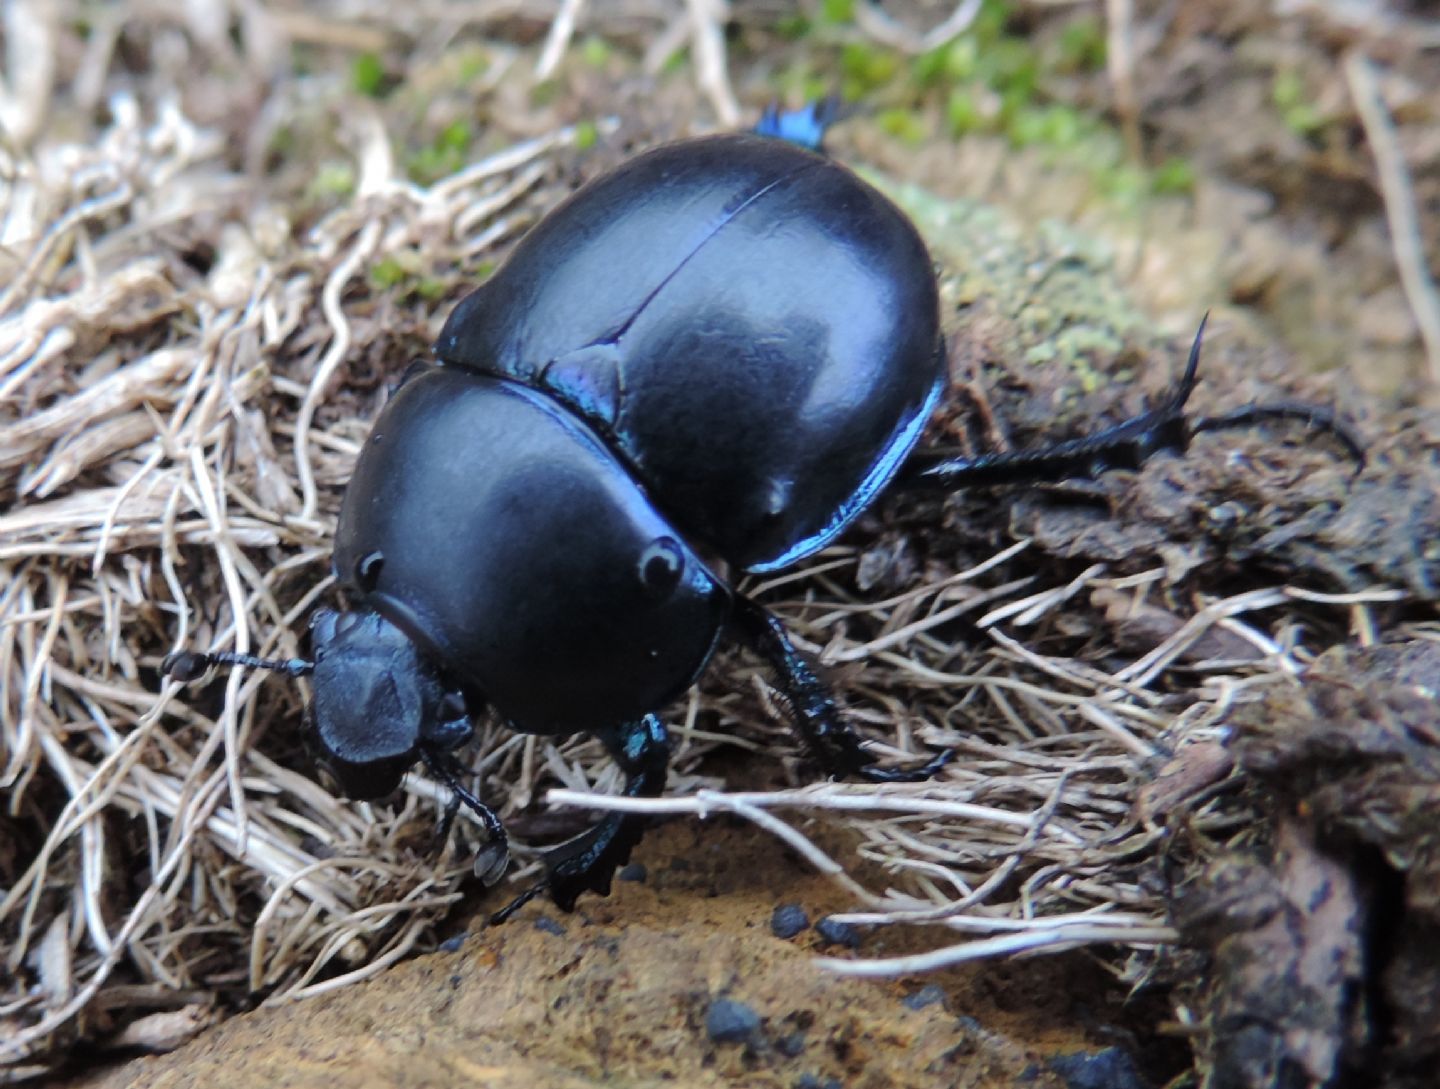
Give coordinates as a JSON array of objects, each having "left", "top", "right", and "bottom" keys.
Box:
[
  {"left": 731, "top": 595, "right": 952, "bottom": 782},
  {"left": 899, "top": 315, "right": 1363, "bottom": 491},
  {"left": 491, "top": 715, "right": 672, "bottom": 923}
]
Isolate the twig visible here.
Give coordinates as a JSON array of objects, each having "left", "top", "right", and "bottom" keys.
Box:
[
  {"left": 1105, "top": 0, "right": 1141, "bottom": 162},
  {"left": 1344, "top": 50, "right": 1440, "bottom": 385},
  {"left": 817, "top": 919, "right": 1179, "bottom": 974},
  {"left": 853, "top": 0, "right": 983, "bottom": 55},
  {"left": 543, "top": 786, "right": 1085, "bottom": 841},
  {"left": 686, "top": 0, "right": 739, "bottom": 127},
  {"left": 536, "top": 0, "right": 588, "bottom": 79}
]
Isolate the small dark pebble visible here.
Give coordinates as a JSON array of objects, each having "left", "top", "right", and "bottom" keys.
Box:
[
  {"left": 956, "top": 1015, "right": 983, "bottom": 1034},
  {"left": 706, "top": 998, "right": 762, "bottom": 1044},
  {"left": 770, "top": 903, "right": 810, "bottom": 940},
  {"left": 437, "top": 934, "right": 467, "bottom": 953},
  {"left": 533, "top": 916, "right": 567, "bottom": 937},
  {"left": 777, "top": 1031, "right": 807, "bottom": 1057},
  {"left": 901, "top": 984, "right": 945, "bottom": 1010},
  {"left": 795, "top": 1076, "right": 842, "bottom": 1089},
  {"left": 618, "top": 862, "right": 647, "bottom": 882},
  {"left": 1048, "top": 1048, "right": 1147, "bottom": 1089},
  {"left": 813, "top": 916, "right": 862, "bottom": 949}
]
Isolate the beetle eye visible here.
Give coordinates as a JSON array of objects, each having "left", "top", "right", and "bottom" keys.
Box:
[{"left": 638, "top": 537, "right": 684, "bottom": 598}]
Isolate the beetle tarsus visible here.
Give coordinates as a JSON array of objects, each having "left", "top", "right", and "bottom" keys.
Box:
[
  {"left": 1193, "top": 401, "right": 1366, "bottom": 469},
  {"left": 731, "top": 595, "right": 951, "bottom": 782},
  {"left": 491, "top": 716, "right": 672, "bottom": 922},
  {"left": 857, "top": 747, "right": 956, "bottom": 784}
]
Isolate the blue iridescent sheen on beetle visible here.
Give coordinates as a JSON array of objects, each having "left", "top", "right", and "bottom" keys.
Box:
[{"left": 164, "top": 108, "right": 1360, "bottom": 920}]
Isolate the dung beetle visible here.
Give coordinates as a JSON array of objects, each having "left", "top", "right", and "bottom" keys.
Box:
[{"left": 166, "top": 107, "right": 1360, "bottom": 919}]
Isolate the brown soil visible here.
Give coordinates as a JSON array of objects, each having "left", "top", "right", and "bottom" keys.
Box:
[{"left": 66, "top": 821, "right": 1128, "bottom": 1089}]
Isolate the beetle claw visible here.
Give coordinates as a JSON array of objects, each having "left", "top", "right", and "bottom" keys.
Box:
[
  {"left": 856, "top": 747, "right": 955, "bottom": 784},
  {"left": 473, "top": 841, "right": 510, "bottom": 886}
]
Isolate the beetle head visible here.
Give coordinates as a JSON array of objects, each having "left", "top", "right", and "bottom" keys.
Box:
[{"left": 305, "top": 607, "right": 470, "bottom": 800}]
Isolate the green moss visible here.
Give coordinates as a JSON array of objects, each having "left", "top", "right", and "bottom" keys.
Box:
[
  {"left": 757, "top": 0, "right": 1176, "bottom": 219},
  {"left": 972, "top": 0, "right": 1015, "bottom": 42},
  {"left": 1150, "top": 156, "right": 1196, "bottom": 196},
  {"left": 981, "top": 38, "right": 1039, "bottom": 109},
  {"left": 841, "top": 41, "right": 902, "bottom": 98},
  {"left": 309, "top": 160, "right": 356, "bottom": 199},
  {"left": 1053, "top": 16, "right": 1106, "bottom": 73},
  {"left": 661, "top": 47, "right": 689, "bottom": 76},
  {"left": 1272, "top": 69, "right": 1325, "bottom": 137},
  {"left": 405, "top": 120, "right": 475, "bottom": 184},
  {"left": 1007, "top": 104, "right": 1086, "bottom": 148},
  {"left": 437, "top": 120, "right": 471, "bottom": 152},
  {"left": 1024, "top": 341, "right": 1058, "bottom": 365},
  {"left": 455, "top": 47, "right": 490, "bottom": 84},
  {"left": 864, "top": 171, "right": 1151, "bottom": 393},
  {"left": 776, "top": 14, "right": 812, "bottom": 40},
  {"left": 580, "top": 37, "right": 611, "bottom": 68},
  {"left": 352, "top": 52, "right": 387, "bottom": 98},
  {"left": 776, "top": 60, "right": 832, "bottom": 107},
  {"left": 1097, "top": 163, "right": 1149, "bottom": 203},
  {"left": 914, "top": 36, "right": 978, "bottom": 86},
  {"left": 414, "top": 277, "right": 450, "bottom": 302},
  {"left": 267, "top": 123, "right": 297, "bottom": 160},
  {"left": 369, "top": 251, "right": 462, "bottom": 302},
  {"left": 877, "top": 108, "right": 927, "bottom": 145},
  {"left": 574, "top": 119, "right": 599, "bottom": 151},
  {"left": 370, "top": 256, "right": 410, "bottom": 290},
  {"left": 944, "top": 89, "right": 984, "bottom": 137}
]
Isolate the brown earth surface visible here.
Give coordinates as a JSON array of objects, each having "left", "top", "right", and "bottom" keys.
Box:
[{"left": 68, "top": 820, "right": 1153, "bottom": 1089}]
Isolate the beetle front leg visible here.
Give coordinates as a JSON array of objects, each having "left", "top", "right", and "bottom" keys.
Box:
[
  {"left": 490, "top": 715, "right": 672, "bottom": 922},
  {"left": 421, "top": 746, "right": 510, "bottom": 885},
  {"left": 730, "top": 595, "right": 952, "bottom": 783}
]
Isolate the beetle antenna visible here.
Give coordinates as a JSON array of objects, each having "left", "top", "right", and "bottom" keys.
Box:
[{"left": 163, "top": 649, "right": 314, "bottom": 683}]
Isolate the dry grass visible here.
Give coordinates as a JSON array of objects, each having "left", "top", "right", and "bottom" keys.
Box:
[
  {"left": 0, "top": 81, "right": 595, "bottom": 1066},
  {"left": 0, "top": 0, "right": 1432, "bottom": 1079}
]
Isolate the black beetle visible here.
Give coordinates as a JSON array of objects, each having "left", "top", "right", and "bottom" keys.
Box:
[{"left": 167, "top": 108, "right": 1359, "bottom": 918}]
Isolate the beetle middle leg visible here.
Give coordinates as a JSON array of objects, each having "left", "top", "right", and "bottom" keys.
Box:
[
  {"left": 730, "top": 595, "right": 952, "bottom": 783},
  {"left": 490, "top": 715, "right": 672, "bottom": 923}
]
